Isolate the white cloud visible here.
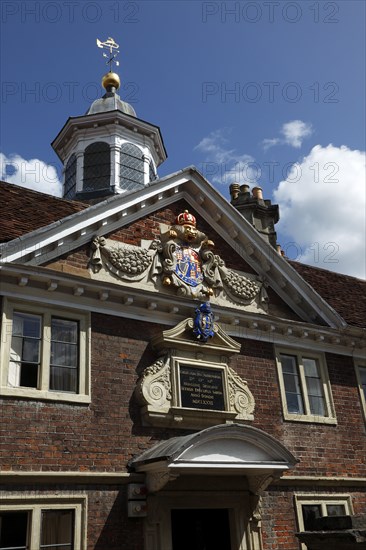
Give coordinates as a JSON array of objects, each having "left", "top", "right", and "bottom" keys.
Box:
[
  {"left": 262, "top": 138, "right": 281, "bottom": 151},
  {"left": 262, "top": 120, "right": 313, "bottom": 150},
  {"left": 195, "top": 129, "right": 255, "bottom": 185},
  {"left": 281, "top": 120, "right": 313, "bottom": 148},
  {"left": 274, "top": 144, "right": 366, "bottom": 279},
  {"left": 0, "top": 152, "right": 62, "bottom": 197}
]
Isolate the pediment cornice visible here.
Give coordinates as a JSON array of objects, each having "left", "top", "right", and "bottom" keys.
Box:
[{"left": 0, "top": 168, "right": 347, "bottom": 328}]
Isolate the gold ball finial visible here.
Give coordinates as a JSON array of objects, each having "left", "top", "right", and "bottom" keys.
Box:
[{"left": 102, "top": 71, "right": 121, "bottom": 91}]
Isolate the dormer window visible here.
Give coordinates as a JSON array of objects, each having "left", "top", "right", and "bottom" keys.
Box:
[
  {"left": 119, "top": 143, "right": 144, "bottom": 191},
  {"left": 83, "top": 142, "right": 110, "bottom": 192},
  {"left": 64, "top": 154, "right": 77, "bottom": 199}
]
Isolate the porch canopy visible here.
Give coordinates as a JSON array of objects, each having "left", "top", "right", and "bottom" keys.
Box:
[{"left": 129, "top": 423, "right": 298, "bottom": 493}]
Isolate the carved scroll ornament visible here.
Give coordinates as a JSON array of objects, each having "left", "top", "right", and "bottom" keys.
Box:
[
  {"left": 136, "top": 356, "right": 172, "bottom": 413},
  {"left": 227, "top": 366, "right": 255, "bottom": 420}
]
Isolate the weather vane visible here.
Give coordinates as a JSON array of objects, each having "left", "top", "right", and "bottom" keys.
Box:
[{"left": 96, "top": 37, "right": 120, "bottom": 71}]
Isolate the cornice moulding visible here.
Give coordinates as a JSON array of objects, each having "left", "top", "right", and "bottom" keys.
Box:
[{"left": 1, "top": 264, "right": 364, "bottom": 357}]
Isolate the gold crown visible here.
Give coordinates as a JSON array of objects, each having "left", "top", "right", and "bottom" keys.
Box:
[{"left": 176, "top": 210, "right": 196, "bottom": 227}]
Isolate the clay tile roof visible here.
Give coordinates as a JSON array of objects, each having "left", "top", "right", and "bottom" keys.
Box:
[
  {"left": 290, "top": 261, "right": 366, "bottom": 328},
  {"left": 0, "top": 181, "right": 89, "bottom": 242}
]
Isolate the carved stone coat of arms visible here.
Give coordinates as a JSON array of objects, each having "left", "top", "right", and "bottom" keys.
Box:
[{"left": 90, "top": 209, "right": 268, "bottom": 311}]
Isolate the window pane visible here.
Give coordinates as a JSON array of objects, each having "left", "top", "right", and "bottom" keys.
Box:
[
  {"left": 83, "top": 142, "right": 110, "bottom": 191},
  {"left": 326, "top": 504, "right": 346, "bottom": 516},
  {"left": 64, "top": 154, "right": 77, "bottom": 199},
  {"left": 13, "top": 312, "right": 41, "bottom": 338},
  {"left": 308, "top": 395, "right": 325, "bottom": 416},
  {"left": 281, "top": 355, "right": 304, "bottom": 414},
  {"left": 19, "top": 363, "right": 39, "bottom": 388},
  {"left": 303, "top": 358, "right": 318, "bottom": 377},
  {"left": 41, "top": 510, "right": 74, "bottom": 550},
  {"left": 51, "top": 319, "right": 78, "bottom": 344},
  {"left": 0, "top": 511, "right": 29, "bottom": 549},
  {"left": 50, "top": 366, "right": 77, "bottom": 393},
  {"left": 23, "top": 339, "right": 41, "bottom": 363},
  {"left": 50, "top": 319, "right": 78, "bottom": 393},
  {"left": 303, "top": 358, "right": 326, "bottom": 416},
  {"left": 10, "top": 313, "right": 41, "bottom": 389},
  {"left": 119, "top": 143, "right": 144, "bottom": 192},
  {"left": 51, "top": 342, "right": 78, "bottom": 367},
  {"left": 280, "top": 354, "right": 297, "bottom": 374},
  {"left": 302, "top": 505, "right": 321, "bottom": 531}
]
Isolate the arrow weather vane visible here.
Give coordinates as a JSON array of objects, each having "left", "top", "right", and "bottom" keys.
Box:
[{"left": 96, "top": 37, "right": 120, "bottom": 71}]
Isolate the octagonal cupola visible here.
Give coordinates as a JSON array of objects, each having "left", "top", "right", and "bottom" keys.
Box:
[{"left": 52, "top": 38, "right": 167, "bottom": 202}]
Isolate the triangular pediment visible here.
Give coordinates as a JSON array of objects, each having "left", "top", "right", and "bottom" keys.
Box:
[
  {"left": 0, "top": 167, "right": 346, "bottom": 328},
  {"left": 151, "top": 317, "right": 242, "bottom": 355}
]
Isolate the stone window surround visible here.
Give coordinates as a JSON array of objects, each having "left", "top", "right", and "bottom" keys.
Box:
[
  {"left": 0, "top": 298, "right": 91, "bottom": 404},
  {"left": 0, "top": 493, "right": 87, "bottom": 550},
  {"left": 294, "top": 493, "right": 353, "bottom": 550},
  {"left": 275, "top": 347, "right": 337, "bottom": 424},
  {"left": 355, "top": 361, "right": 366, "bottom": 422}
]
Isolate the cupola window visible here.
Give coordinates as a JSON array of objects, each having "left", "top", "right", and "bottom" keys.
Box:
[
  {"left": 119, "top": 143, "right": 144, "bottom": 191},
  {"left": 83, "top": 142, "right": 111, "bottom": 192},
  {"left": 64, "top": 154, "right": 77, "bottom": 199}
]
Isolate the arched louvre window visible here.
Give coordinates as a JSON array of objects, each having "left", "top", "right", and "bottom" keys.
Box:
[
  {"left": 119, "top": 143, "right": 144, "bottom": 191},
  {"left": 149, "top": 160, "right": 157, "bottom": 182},
  {"left": 83, "top": 142, "right": 110, "bottom": 192},
  {"left": 64, "top": 154, "right": 76, "bottom": 199}
]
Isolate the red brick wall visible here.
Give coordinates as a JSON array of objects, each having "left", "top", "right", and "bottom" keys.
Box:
[
  {"left": 1, "top": 311, "right": 366, "bottom": 549},
  {"left": 1, "top": 314, "right": 365, "bottom": 477}
]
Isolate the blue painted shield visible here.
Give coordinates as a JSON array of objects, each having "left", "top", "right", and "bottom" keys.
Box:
[{"left": 175, "top": 246, "right": 203, "bottom": 287}]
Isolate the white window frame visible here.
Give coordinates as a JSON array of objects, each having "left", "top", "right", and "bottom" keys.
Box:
[
  {"left": 0, "top": 494, "right": 87, "bottom": 550},
  {"left": 294, "top": 494, "right": 353, "bottom": 550},
  {"left": 355, "top": 361, "right": 366, "bottom": 422},
  {"left": 275, "top": 348, "right": 336, "bottom": 424},
  {"left": 0, "top": 299, "right": 91, "bottom": 403}
]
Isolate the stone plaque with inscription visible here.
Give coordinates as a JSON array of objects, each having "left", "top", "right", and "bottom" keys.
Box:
[{"left": 179, "top": 365, "right": 225, "bottom": 410}]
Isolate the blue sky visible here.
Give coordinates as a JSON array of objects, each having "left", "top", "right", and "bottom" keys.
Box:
[{"left": 1, "top": 1, "right": 365, "bottom": 277}]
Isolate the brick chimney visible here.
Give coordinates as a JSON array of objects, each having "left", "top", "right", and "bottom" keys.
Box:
[{"left": 229, "top": 183, "right": 279, "bottom": 249}]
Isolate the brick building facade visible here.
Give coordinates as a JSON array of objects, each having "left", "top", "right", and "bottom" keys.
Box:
[{"left": 0, "top": 62, "right": 365, "bottom": 550}]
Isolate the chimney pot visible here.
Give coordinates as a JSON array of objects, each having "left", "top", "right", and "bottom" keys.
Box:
[
  {"left": 240, "top": 184, "right": 250, "bottom": 194},
  {"left": 229, "top": 183, "right": 240, "bottom": 200},
  {"left": 252, "top": 186, "right": 263, "bottom": 200}
]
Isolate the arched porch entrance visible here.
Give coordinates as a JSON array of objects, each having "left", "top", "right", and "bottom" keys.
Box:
[{"left": 130, "top": 424, "right": 297, "bottom": 550}]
